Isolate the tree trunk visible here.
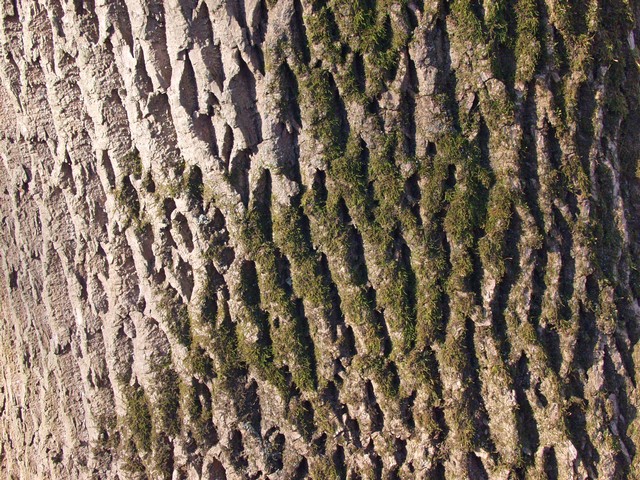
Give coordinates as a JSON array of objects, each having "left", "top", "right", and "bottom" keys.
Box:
[{"left": 1, "top": 0, "right": 639, "bottom": 478}]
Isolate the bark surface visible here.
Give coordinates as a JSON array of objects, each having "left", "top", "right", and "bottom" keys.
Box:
[{"left": 1, "top": 0, "right": 640, "bottom": 478}]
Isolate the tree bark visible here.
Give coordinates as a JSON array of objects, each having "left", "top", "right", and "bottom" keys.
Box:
[{"left": 0, "top": 0, "right": 639, "bottom": 478}]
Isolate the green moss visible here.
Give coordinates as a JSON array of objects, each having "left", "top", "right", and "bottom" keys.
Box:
[
  {"left": 416, "top": 275, "right": 447, "bottom": 344},
  {"left": 211, "top": 302, "right": 245, "bottom": 384},
  {"left": 121, "top": 438, "right": 147, "bottom": 474},
  {"left": 330, "top": 135, "right": 369, "bottom": 215},
  {"left": 277, "top": 314, "right": 318, "bottom": 392},
  {"left": 440, "top": 137, "right": 490, "bottom": 250},
  {"left": 410, "top": 133, "right": 490, "bottom": 354},
  {"left": 478, "top": 182, "right": 516, "bottom": 281},
  {"left": 482, "top": 92, "right": 516, "bottom": 132},
  {"left": 187, "top": 345, "right": 213, "bottom": 379},
  {"left": 363, "top": 355, "right": 400, "bottom": 398},
  {"left": 273, "top": 61, "right": 302, "bottom": 127},
  {"left": 183, "top": 382, "right": 202, "bottom": 421},
  {"left": 115, "top": 177, "right": 141, "bottom": 225},
  {"left": 561, "top": 152, "right": 591, "bottom": 197},
  {"left": 264, "top": 37, "right": 287, "bottom": 74},
  {"left": 309, "top": 194, "right": 353, "bottom": 263},
  {"left": 241, "top": 201, "right": 319, "bottom": 393},
  {"left": 368, "top": 134, "right": 404, "bottom": 231},
  {"left": 300, "top": 69, "right": 346, "bottom": 158},
  {"left": 125, "top": 383, "right": 152, "bottom": 452},
  {"left": 377, "top": 264, "right": 416, "bottom": 352},
  {"left": 242, "top": 203, "right": 270, "bottom": 253},
  {"left": 450, "top": 0, "right": 485, "bottom": 46},
  {"left": 325, "top": 132, "right": 422, "bottom": 355},
  {"left": 331, "top": 0, "right": 377, "bottom": 50},
  {"left": 338, "top": 61, "right": 368, "bottom": 103},
  {"left": 596, "top": 283, "right": 618, "bottom": 334},
  {"left": 447, "top": 398, "right": 476, "bottom": 451},
  {"left": 305, "top": 5, "right": 342, "bottom": 64},
  {"left": 141, "top": 170, "right": 155, "bottom": 191},
  {"left": 310, "top": 457, "right": 342, "bottom": 480},
  {"left": 272, "top": 205, "right": 330, "bottom": 306},
  {"left": 409, "top": 347, "right": 441, "bottom": 402},
  {"left": 150, "top": 356, "right": 181, "bottom": 437},
  {"left": 439, "top": 324, "right": 479, "bottom": 451},
  {"left": 342, "top": 287, "right": 374, "bottom": 325},
  {"left": 186, "top": 166, "right": 204, "bottom": 204},
  {"left": 484, "top": 0, "right": 510, "bottom": 46},
  {"left": 330, "top": 0, "right": 405, "bottom": 95},
  {"left": 151, "top": 433, "right": 173, "bottom": 480},
  {"left": 157, "top": 291, "right": 192, "bottom": 348},
  {"left": 121, "top": 148, "right": 143, "bottom": 180},
  {"left": 182, "top": 381, "right": 214, "bottom": 445},
  {"left": 289, "top": 399, "right": 315, "bottom": 441},
  {"left": 419, "top": 161, "right": 450, "bottom": 223},
  {"left": 514, "top": 0, "right": 541, "bottom": 84},
  {"left": 272, "top": 205, "right": 311, "bottom": 264},
  {"left": 332, "top": 136, "right": 389, "bottom": 252},
  {"left": 439, "top": 325, "right": 470, "bottom": 377},
  {"left": 235, "top": 258, "right": 287, "bottom": 394}
]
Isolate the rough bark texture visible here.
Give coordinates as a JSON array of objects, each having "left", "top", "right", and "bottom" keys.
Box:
[{"left": 1, "top": 0, "right": 640, "bottom": 478}]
